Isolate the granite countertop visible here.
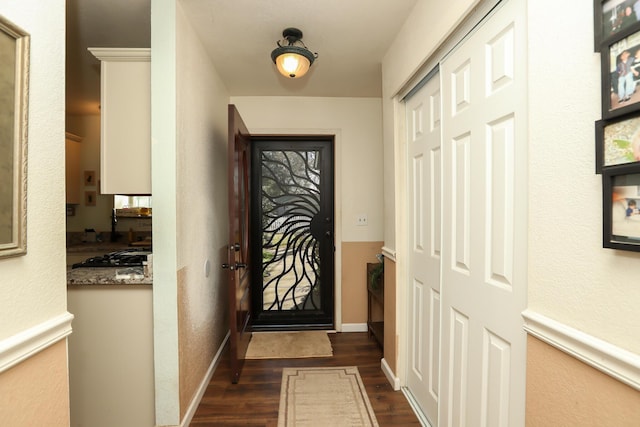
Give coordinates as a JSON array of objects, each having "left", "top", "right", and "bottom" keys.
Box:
[
  {"left": 67, "top": 266, "right": 152, "bottom": 286},
  {"left": 67, "top": 242, "right": 153, "bottom": 286}
]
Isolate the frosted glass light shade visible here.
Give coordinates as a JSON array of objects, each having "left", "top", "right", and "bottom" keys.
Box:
[
  {"left": 271, "top": 44, "right": 316, "bottom": 79},
  {"left": 275, "top": 52, "right": 311, "bottom": 78}
]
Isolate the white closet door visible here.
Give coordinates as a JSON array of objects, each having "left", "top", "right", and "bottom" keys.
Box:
[
  {"left": 406, "top": 71, "right": 442, "bottom": 426},
  {"left": 440, "top": 0, "right": 527, "bottom": 425}
]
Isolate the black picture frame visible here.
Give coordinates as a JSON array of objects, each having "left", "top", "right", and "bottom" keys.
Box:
[
  {"left": 595, "top": 111, "right": 640, "bottom": 173},
  {"left": 595, "top": 0, "right": 640, "bottom": 51},
  {"left": 601, "top": 28, "right": 640, "bottom": 119},
  {"left": 602, "top": 163, "right": 640, "bottom": 251}
]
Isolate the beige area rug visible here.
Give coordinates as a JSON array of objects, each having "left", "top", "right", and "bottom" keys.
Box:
[
  {"left": 278, "top": 366, "right": 379, "bottom": 427},
  {"left": 245, "top": 331, "right": 333, "bottom": 359}
]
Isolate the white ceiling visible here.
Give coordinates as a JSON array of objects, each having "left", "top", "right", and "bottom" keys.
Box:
[{"left": 66, "top": 0, "right": 418, "bottom": 115}]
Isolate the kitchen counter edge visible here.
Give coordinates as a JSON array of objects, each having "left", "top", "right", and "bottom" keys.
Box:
[{"left": 67, "top": 267, "right": 152, "bottom": 286}]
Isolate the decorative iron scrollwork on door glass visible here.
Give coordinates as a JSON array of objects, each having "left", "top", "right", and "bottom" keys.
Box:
[{"left": 260, "top": 149, "right": 321, "bottom": 311}]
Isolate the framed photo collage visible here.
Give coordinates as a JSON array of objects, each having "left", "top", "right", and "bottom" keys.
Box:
[{"left": 595, "top": 0, "right": 640, "bottom": 251}]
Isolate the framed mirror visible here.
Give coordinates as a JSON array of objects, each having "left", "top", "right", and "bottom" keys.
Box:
[{"left": 0, "top": 15, "right": 29, "bottom": 258}]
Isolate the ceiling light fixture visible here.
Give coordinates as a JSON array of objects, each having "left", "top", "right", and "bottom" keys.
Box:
[{"left": 270, "top": 27, "right": 318, "bottom": 79}]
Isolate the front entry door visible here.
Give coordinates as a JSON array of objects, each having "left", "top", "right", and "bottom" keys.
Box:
[
  {"left": 250, "top": 137, "right": 334, "bottom": 329},
  {"left": 226, "top": 105, "right": 252, "bottom": 383}
]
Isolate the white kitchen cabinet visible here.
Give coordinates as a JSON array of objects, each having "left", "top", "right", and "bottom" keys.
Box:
[
  {"left": 65, "top": 132, "right": 83, "bottom": 204},
  {"left": 89, "top": 48, "right": 151, "bottom": 195}
]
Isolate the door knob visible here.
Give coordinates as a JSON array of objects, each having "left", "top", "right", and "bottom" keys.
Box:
[{"left": 222, "top": 262, "right": 246, "bottom": 270}]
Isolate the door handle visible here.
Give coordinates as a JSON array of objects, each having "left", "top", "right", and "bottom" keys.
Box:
[{"left": 222, "top": 262, "right": 246, "bottom": 270}]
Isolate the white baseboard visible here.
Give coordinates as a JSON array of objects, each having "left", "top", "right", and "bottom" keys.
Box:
[
  {"left": 341, "top": 323, "right": 368, "bottom": 332},
  {"left": 381, "top": 357, "right": 400, "bottom": 391},
  {"left": 180, "top": 331, "right": 230, "bottom": 427},
  {"left": 0, "top": 311, "right": 74, "bottom": 374},
  {"left": 522, "top": 310, "right": 640, "bottom": 391}
]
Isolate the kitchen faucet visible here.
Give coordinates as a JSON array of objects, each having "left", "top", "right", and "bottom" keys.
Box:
[{"left": 110, "top": 208, "right": 118, "bottom": 242}]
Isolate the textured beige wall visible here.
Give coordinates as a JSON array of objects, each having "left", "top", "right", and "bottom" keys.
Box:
[
  {"left": 341, "top": 241, "right": 383, "bottom": 324},
  {"left": 175, "top": 3, "right": 231, "bottom": 421},
  {"left": 0, "top": 1, "right": 69, "bottom": 426},
  {"left": 229, "top": 96, "right": 384, "bottom": 243},
  {"left": 178, "top": 266, "right": 220, "bottom": 418},
  {"left": 0, "top": 0, "right": 67, "bottom": 344},
  {"left": 527, "top": 1, "right": 640, "bottom": 355},
  {"left": 150, "top": 1, "right": 232, "bottom": 423},
  {"left": 0, "top": 341, "right": 70, "bottom": 426},
  {"left": 383, "top": 259, "right": 397, "bottom": 372},
  {"left": 526, "top": 336, "right": 640, "bottom": 426}
]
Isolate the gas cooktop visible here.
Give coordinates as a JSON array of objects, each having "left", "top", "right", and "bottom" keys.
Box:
[{"left": 72, "top": 248, "right": 152, "bottom": 269}]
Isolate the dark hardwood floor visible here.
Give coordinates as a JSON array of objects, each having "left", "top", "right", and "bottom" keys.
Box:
[{"left": 190, "top": 332, "right": 421, "bottom": 426}]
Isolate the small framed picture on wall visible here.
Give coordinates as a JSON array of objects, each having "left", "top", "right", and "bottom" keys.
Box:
[
  {"left": 595, "top": 0, "right": 640, "bottom": 50},
  {"left": 602, "top": 163, "right": 640, "bottom": 251},
  {"left": 602, "top": 28, "right": 640, "bottom": 118},
  {"left": 84, "top": 170, "right": 95, "bottom": 186},
  {"left": 595, "top": 111, "right": 640, "bottom": 173},
  {"left": 85, "top": 191, "right": 96, "bottom": 206}
]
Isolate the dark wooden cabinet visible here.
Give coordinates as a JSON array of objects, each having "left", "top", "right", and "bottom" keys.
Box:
[{"left": 367, "top": 262, "right": 384, "bottom": 349}]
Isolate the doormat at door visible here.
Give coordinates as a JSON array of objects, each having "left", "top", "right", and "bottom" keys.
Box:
[
  {"left": 245, "top": 331, "right": 333, "bottom": 359},
  {"left": 278, "top": 366, "right": 379, "bottom": 427}
]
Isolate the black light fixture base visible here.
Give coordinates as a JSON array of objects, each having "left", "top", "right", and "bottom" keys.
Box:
[{"left": 282, "top": 27, "right": 303, "bottom": 44}]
